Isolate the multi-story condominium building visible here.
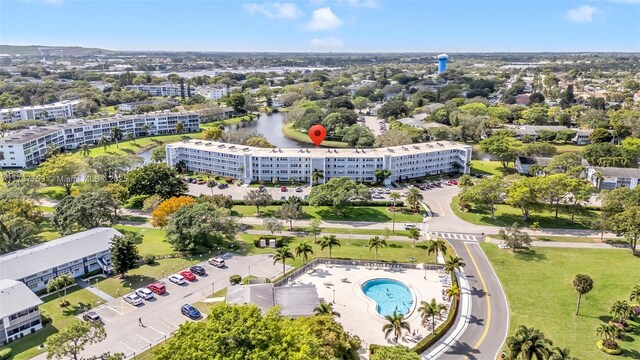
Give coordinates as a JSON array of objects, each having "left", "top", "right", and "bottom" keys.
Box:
[
  {"left": 195, "top": 85, "right": 228, "bottom": 100},
  {"left": 0, "top": 279, "right": 44, "bottom": 345},
  {"left": 0, "top": 228, "right": 120, "bottom": 293},
  {"left": 0, "top": 111, "right": 199, "bottom": 168},
  {"left": 125, "top": 84, "right": 187, "bottom": 97},
  {"left": 1, "top": 100, "right": 80, "bottom": 124},
  {"left": 166, "top": 140, "right": 472, "bottom": 185}
]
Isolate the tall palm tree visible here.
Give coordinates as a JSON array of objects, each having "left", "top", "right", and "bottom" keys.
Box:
[
  {"left": 98, "top": 136, "right": 109, "bottom": 151},
  {"left": 46, "top": 273, "right": 75, "bottom": 306},
  {"left": 549, "top": 347, "right": 578, "bottom": 360},
  {"left": 295, "top": 241, "right": 314, "bottom": 264},
  {"left": 314, "top": 302, "right": 340, "bottom": 318},
  {"left": 444, "top": 255, "right": 466, "bottom": 273},
  {"left": 593, "top": 171, "right": 604, "bottom": 189},
  {"left": 418, "top": 298, "right": 448, "bottom": 334},
  {"left": 405, "top": 187, "right": 423, "bottom": 213},
  {"left": 175, "top": 122, "right": 185, "bottom": 134},
  {"left": 319, "top": 235, "right": 341, "bottom": 259},
  {"left": 382, "top": 311, "right": 411, "bottom": 343},
  {"left": 311, "top": 169, "right": 324, "bottom": 186},
  {"left": 273, "top": 246, "right": 294, "bottom": 275},
  {"left": 142, "top": 123, "right": 151, "bottom": 136},
  {"left": 426, "top": 239, "right": 447, "bottom": 262},
  {"left": 572, "top": 274, "right": 593, "bottom": 315},
  {"left": 110, "top": 127, "right": 123, "bottom": 148},
  {"left": 368, "top": 236, "right": 386, "bottom": 260},
  {"left": 389, "top": 191, "right": 401, "bottom": 233},
  {"left": 79, "top": 144, "right": 91, "bottom": 157},
  {"left": 125, "top": 132, "right": 135, "bottom": 144},
  {"left": 408, "top": 228, "right": 420, "bottom": 247},
  {"left": 445, "top": 284, "right": 461, "bottom": 302},
  {"left": 506, "top": 325, "right": 553, "bottom": 360}
]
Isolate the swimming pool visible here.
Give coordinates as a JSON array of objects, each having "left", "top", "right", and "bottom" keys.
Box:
[{"left": 361, "top": 278, "right": 414, "bottom": 317}]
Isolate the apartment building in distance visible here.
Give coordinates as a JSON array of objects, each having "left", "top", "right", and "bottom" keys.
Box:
[
  {"left": 1, "top": 100, "right": 80, "bottom": 124},
  {"left": 195, "top": 85, "right": 228, "bottom": 99},
  {"left": 166, "top": 140, "right": 472, "bottom": 185},
  {"left": 125, "top": 84, "right": 186, "bottom": 97},
  {"left": 0, "top": 111, "right": 199, "bottom": 168},
  {"left": 0, "top": 279, "right": 44, "bottom": 344}
]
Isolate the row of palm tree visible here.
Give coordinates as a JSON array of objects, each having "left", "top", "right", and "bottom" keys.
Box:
[{"left": 506, "top": 325, "right": 577, "bottom": 360}]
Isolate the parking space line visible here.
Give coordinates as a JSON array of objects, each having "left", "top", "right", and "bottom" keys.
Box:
[
  {"left": 119, "top": 341, "right": 136, "bottom": 352},
  {"left": 136, "top": 333, "right": 152, "bottom": 344},
  {"left": 147, "top": 325, "right": 164, "bottom": 336}
]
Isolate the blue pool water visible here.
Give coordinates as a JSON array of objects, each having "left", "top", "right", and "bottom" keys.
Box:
[{"left": 362, "top": 279, "right": 414, "bottom": 317}]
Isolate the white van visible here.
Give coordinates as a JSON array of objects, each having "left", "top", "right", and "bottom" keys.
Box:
[{"left": 208, "top": 257, "right": 226, "bottom": 268}]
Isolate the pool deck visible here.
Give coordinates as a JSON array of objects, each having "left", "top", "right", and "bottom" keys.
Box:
[{"left": 294, "top": 263, "right": 450, "bottom": 349}]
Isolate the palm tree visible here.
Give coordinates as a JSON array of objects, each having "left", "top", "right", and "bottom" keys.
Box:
[
  {"left": 629, "top": 284, "right": 640, "bottom": 307},
  {"left": 549, "top": 347, "right": 578, "bottom": 360},
  {"left": 596, "top": 323, "right": 621, "bottom": 350},
  {"left": 175, "top": 122, "right": 184, "bottom": 133},
  {"left": 382, "top": 311, "right": 411, "bottom": 343},
  {"left": 45, "top": 143, "right": 60, "bottom": 158},
  {"left": 142, "top": 123, "right": 151, "bottom": 136},
  {"left": 426, "top": 239, "right": 447, "bottom": 262},
  {"left": 97, "top": 136, "right": 109, "bottom": 151},
  {"left": 319, "top": 235, "right": 341, "bottom": 259},
  {"left": 46, "top": 273, "right": 75, "bottom": 306},
  {"left": 273, "top": 246, "right": 294, "bottom": 275},
  {"left": 610, "top": 300, "right": 633, "bottom": 325},
  {"left": 572, "top": 274, "right": 593, "bottom": 315},
  {"left": 445, "top": 284, "right": 461, "bottom": 302},
  {"left": 295, "top": 241, "right": 314, "bottom": 264},
  {"left": 314, "top": 302, "right": 340, "bottom": 318},
  {"left": 506, "top": 325, "right": 553, "bottom": 360},
  {"left": 389, "top": 191, "right": 401, "bottom": 233},
  {"left": 444, "top": 255, "right": 466, "bottom": 273},
  {"left": 368, "top": 236, "right": 386, "bottom": 260},
  {"left": 79, "top": 144, "right": 91, "bottom": 157},
  {"left": 408, "top": 227, "right": 420, "bottom": 247},
  {"left": 125, "top": 132, "right": 135, "bottom": 144},
  {"left": 405, "top": 187, "right": 423, "bottom": 213},
  {"left": 206, "top": 179, "right": 216, "bottom": 195},
  {"left": 110, "top": 127, "right": 123, "bottom": 148},
  {"left": 593, "top": 171, "right": 604, "bottom": 189},
  {"left": 457, "top": 174, "right": 474, "bottom": 188},
  {"left": 418, "top": 298, "right": 448, "bottom": 334},
  {"left": 311, "top": 169, "right": 324, "bottom": 186}
]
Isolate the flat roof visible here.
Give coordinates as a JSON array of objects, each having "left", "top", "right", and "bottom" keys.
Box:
[
  {"left": 0, "top": 100, "right": 80, "bottom": 113},
  {"left": 226, "top": 283, "right": 274, "bottom": 313},
  {"left": 592, "top": 166, "right": 640, "bottom": 179},
  {"left": 168, "top": 139, "right": 471, "bottom": 159},
  {"left": 274, "top": 285, "right": 320, "bottom": 317},
  {"left": 0, "top": 227, "right": 121, "bottom": 281},
  {"left": 0, "top": 279, "right": 43, "bottom": 318}
]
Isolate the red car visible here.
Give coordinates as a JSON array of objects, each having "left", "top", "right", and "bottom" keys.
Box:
[
  {"left": 448, "top": 180, "right": 458, "bottom": 185},
  {"left": 280, "top": 186, "right": 288, "bottom": 192},
  {"left": 179, "top": 270, "right": 197, "bottom": 281},
  {"left": 147, "top": 282, "right": 166, "bottom": 295}
]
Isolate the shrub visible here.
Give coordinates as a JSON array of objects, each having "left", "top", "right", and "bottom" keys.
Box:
[
  {"left": 224, "top": 177, "right": 235, "bottom": 183},
  {"left": 142, "top": 194, "right": 164, "bottom": 211},
  {"left": 124, "top": 194, "right": 150, "bottom": 209},
  {"left": 0, "top": 348, "right": 13, "bottom": 360},
  {"left": 142, "top": 254, "right": 156, "bottom": 264},
  {"left": 229, "top": 274, "right": 242, "bottom": 285},
  {"left": 597, "top": 340, "right": 622, "bottom": 355},
  {"left": 40, "top": 311, "right": 52, "bottom": 326}
]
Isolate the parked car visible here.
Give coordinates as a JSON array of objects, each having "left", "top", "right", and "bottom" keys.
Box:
[
  {"left": 196, "top": 179, "right": 206, "bottom": 185},
  {"left": 404, "top": 224, "right": 417, "bottom": 230},
  {"left": 181, "top": 304, "right": 201, "bottom": 320},
  {"left": 280, "top": 186, "right": 288, "bottom": 192},
  {"left": 258, "top": 185, "right": 265, "bottom": 191},
  {"left": 180, "top": 270, "right": 197, "bottom": 281},
  {"left": 184, "top": 177, "right": 193, "bottom": 183},
  {"left": 147, "top": 282, "right": 166, "bottom": 295},
  {"left": 135, "top": 287, "right": 154, "bottom": 300},
  {"left": 384, "top": 188, "right": 391, "bottom": 194},
  {"left": 217, "top": 183, "right": 228, "bottom": 189},
  {"left": 124, "top": 293, "right": 143, "bottom": 306},
  {"left": 448, "top": 180, "right": 458, "bottom": 185},
  {"left": 189, "top": 265, "right": 206, "bottom": 276},
  {"left": 280, "top": 196, "right": 286, "bottom": 200},
  {"left": 169, "top": 274, "right": 186, "bottom": 285},
  {"left": 208, "top": 257, "right": 225, "bottom": 268},
  {"left": 295, "top": 187, "right": 303, "bottom": 192},
  {"left": 82, "top": 312, "right": 101, "bottom": 323}
]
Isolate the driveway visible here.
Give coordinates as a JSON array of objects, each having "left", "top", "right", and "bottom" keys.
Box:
[{"left": 66, "top": 254, "right": 286, "bottom": 359}]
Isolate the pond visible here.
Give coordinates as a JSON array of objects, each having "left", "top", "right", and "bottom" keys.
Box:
[{"left": 225, "top": 112, "right": 313, "bottom": 149}]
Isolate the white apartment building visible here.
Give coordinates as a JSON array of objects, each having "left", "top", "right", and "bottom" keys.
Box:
[
  {"left": 0, "top": 279, "right": 43, "bottom": 345},
  {"left": 1, "top": 100, "right": 80, "bottom": 124},
  {"left": 125, "top": 84, "right": 186, "bottom": 97},
  {"left": 0, "top": 111, "right": 199, "bottom": 168},
  {"left": 166, "top": 140, "right": 472, "bottom": 185},
  {"left": 195, "top": 85, "right": 228, "bottom": 100}
]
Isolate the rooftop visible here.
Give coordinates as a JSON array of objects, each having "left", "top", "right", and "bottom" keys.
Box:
[
  {"left": 274, "top": 285, "right": 320, "bottom": 317},
  {"left": 0, "top": 227, "right": 121, "bottom": 280},
  {"left": 226, "top": 283, "right": 275, "bottom": 313},
  {"left": 0, "top": 100, "right": 80, "bottom": 114},
  {"left": 592, "top": 166, "right": 640, "bottom": 179},
  {"left": 0, "top": 279, "right": 43, "bottom": 318},
  {"left": 168, "top": 139, "right": 471, "bottom": 158}
]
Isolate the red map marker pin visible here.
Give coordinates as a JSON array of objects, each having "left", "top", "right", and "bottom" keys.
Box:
[{"left": 309, "top": 124, "right": 327, "bottom": 147}]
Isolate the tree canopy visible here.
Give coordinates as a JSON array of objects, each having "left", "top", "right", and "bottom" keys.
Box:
[
  {"left": 121, "top": 163, "right": 187, "bottom": 198},
  {"left": 307, "top": 177, "right": 371, "bottom": 212},
  {"left": 165, "top": 202, "right": 237, "bottom": 251}
]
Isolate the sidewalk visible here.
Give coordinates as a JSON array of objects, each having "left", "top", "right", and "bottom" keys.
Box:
[
  {"left": 485, "top": 237, "right": 630, "bottom": 250},
  {"left": 76, "top": 278, "right": 115, "bottom": 301}
]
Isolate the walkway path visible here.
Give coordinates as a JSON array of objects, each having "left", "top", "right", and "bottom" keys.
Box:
[
  {"left": 485, "top": 237, "right": 630, "bottom": 250},
  {"left": 76, "top": 278, "right": 115, "bottom": 302}
]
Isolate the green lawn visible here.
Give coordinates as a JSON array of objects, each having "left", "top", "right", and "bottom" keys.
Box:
[
  {"left": 0, "top": 286, "right": 106, "bottom": 360},
  {"left": 451, "top": 196, "right": 598, "bottom": 229},
  {"left": 249, "top": 224, "right": 411, "bottom": 237},
  {"left": 234, "top": 205, "right": 424, "bottom": 223},
  {"left": 282, "top": 122, "right": 349, "bottom": 148},
  {"left": 487, "top": 234, "right": 624, "bottom": 244},
  {"left": 481, "top": 244, "right": 640, "bottom": 359},
  {"left": 469, "top": 160, "right": 514, "bottom": 176}
]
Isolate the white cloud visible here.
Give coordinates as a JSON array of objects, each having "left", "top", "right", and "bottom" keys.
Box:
[
  {"left": 343, "top": 0, "right": 380, "bottom": 8},
  {"left": 309, "top": 36, "right": 344, "bottom": 48},
  {"left": 243, "top": 2, "right": 302, "bottom": 20},
  {"left": 307, "top": 7, "right": 344, "bottom": 31},
  {"left": 566, "top": 5, "right": 597, "bottom": 23}
]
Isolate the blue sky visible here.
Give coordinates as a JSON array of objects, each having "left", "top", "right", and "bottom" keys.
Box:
[{"left": 1, "top": 0, "right": 639, "bottom": 52}]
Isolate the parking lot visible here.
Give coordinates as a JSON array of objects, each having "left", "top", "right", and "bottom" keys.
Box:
[
  {"left": 187, "top": 182, "right": 312, "bottom": 201},
  {"left": 76, "top": 254, "right": 287, "bottom": 359}
]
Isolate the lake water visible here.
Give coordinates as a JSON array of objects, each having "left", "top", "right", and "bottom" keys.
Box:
[{"left": 225, "top": 112, "right": 313, "bottom": 149}]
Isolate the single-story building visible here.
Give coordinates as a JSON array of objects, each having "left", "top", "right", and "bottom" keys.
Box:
[
  {"left": 516, "top": 156, "right": 590, "bottom": 176},
  {"left": 226, "top": 283, "right": 320, "bottom": 318},
  {"left": 587, "top": 166, "right": 640, "bottom": 190},
  {"left": 0, "top": 227, "right": 120, "bottom": 292},
  {"left": 0, "top": 279, "right": 44, "bottom": 344}
]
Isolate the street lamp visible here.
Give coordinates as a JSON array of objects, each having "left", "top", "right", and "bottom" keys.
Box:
[
  {"left": 212, "top": 282, "right": 215, "bottom": 294},
  {"left": 332, "top": 289, "right": 336, "bottom": 304},
  {"left": 248, "top": 266, "right": 251, "bottom": 276}
]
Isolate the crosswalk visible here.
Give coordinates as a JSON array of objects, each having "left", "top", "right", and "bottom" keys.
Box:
[{"left": 428, "top": 232, "right": 482, "bottom": 242}]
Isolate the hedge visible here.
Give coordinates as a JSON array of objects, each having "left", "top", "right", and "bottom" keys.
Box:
[
  {"left": 413, "top": 271, "right": 460, "bottom": 354},
  {"left": 229, "top": 275, "right": 242, "bottom": 285},
  {"left": 0, "top": 348, "right": 12, "bottom": 360}
]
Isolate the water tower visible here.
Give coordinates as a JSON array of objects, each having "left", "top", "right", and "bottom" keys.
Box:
[{"left": 437, "top": 54, "right": 449, "bottom": 73}]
